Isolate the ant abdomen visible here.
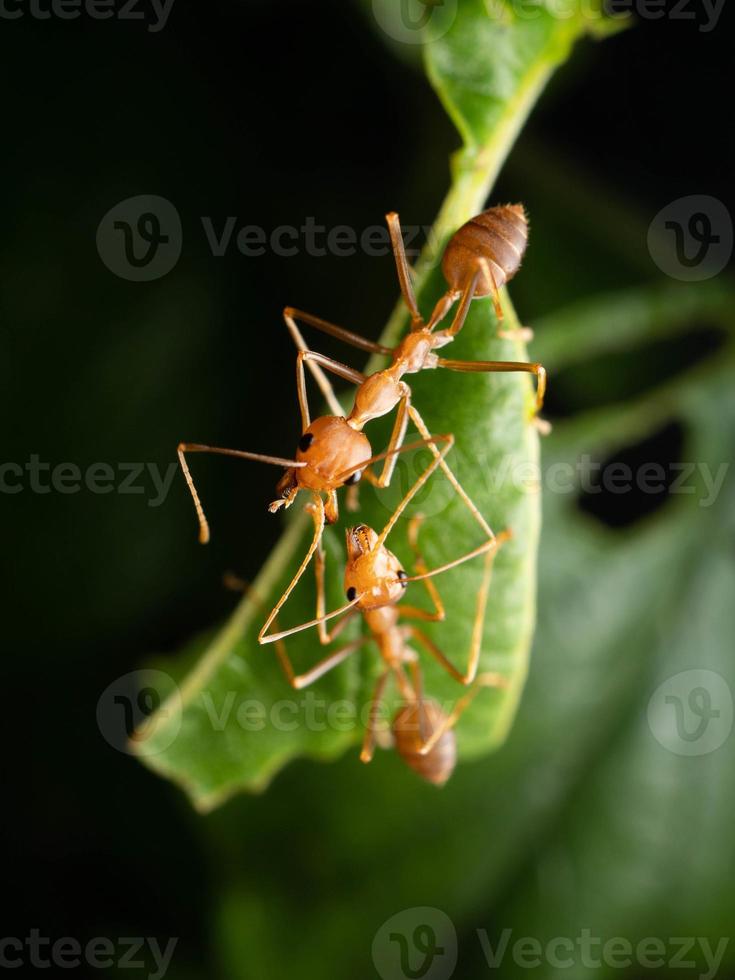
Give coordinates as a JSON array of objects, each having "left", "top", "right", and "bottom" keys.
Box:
[
  {"left": 392, "top": 698, "right": 457, "bottom": 786},
  {"left": 442, "top": 204, "right": 528, "bottom": 297}
]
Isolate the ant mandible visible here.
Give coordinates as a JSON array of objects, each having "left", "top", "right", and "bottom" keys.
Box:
[{"left": 258, "top": 513, "right": 510, "bottom": 782}]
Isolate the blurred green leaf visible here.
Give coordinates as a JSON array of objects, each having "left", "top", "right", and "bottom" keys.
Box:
[{"left": 136, "top": 0, "right": 604, "bottom": 809}]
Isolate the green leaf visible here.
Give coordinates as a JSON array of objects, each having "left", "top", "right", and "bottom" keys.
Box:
[{"left": 135, "top": 0, "right": 606, "bottom": 810}]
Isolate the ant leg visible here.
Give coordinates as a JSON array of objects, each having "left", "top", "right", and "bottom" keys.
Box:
[
  {"left": 360, "top": 668, "right": 391, "bottom": 763},
  {"left": 405, "top": 654, "right": 423, "bottom": 702},
  {"left": 285, "top": 307, "right": 391, "bottom": 356},
  {"left": 434, "top": 270, "right": 481, "bottom": 339},
  {"left": 434, "top": 357, "right": 547, "bottom": 414},
  {"left": 395, "top": 515, "right": 446, "bottom": 623},
  {"left": 259, "top": 494, "right": 357, "bottom": 644},
  {"left": 399, "top": 651, "right": 431, "bottom": 736},
  {"left": 370, "top": 392, "right": 410, "bottom": 488},
  {"left": 177, "top": 443, "right": 305, "bottom": 544},
  {"left": 485, "top": 264, "right": 504, "bottom": 324},
  {"left": 426, "top": 289, "right": 458, "bottom": 331},
  {"left": 222, "top": 571, "right": 360, "bottom": 675},
  {"left": 284, "top": 308, "right": 390, "bottom": 418},
  {"left": 277, "top": 635, "right": 370, "bottom": 690},
  {"left": 417, "top": 671, "right": 509, "bottom": 756},
  {"left": 403, "top": 529, "right": 511, "bottom": 586},
  {"left": 373, "top": 432, "right": 455, "bottom": 550},
  {"left": 408, "top": 533, "right": 506, "bottom": 686},
  {"left": 311, "top": 528, "right": 359, "bottom": 646},
  {"left": 385, "top": 212, "right": 423, "bottom": 327},
  {"left": 324, "top": 489, "right": 339, "bottom": 525},
  {"left": 296, "top": 350, "right": 366, "bottom": 430},
  {"left": 407, "top": 405, "right": 495, "bottom": 542},
  {"left": 339, "top": 424, "right": 448, "bottom": 522}
]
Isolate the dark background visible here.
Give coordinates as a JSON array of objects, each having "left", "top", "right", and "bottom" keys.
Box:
[{"left": 1, "top": 0, "right": 732, "bottom": 976}]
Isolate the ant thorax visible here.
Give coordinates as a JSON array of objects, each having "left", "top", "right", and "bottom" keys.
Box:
[
  {"left": 392, "top": 330, "right": 440, "bottom": 374},
  {"left": 348, "top": 371, "right": 408, "bottom": 427}
]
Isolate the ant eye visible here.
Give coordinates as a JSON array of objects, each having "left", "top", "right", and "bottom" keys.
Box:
[
  {"left": 346, "top": 587, "right": 357, "bottom": 601},
  {"left": 299, "top": 432, "right": 314, "bottom": 452},
  {"left": 397, "top": 570, "right": 408, "bottom": 587},
  {"left": 344, "top": 469, "right": 362, "bottom": 486}
]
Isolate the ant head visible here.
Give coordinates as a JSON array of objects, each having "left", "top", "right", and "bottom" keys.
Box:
[
  {"left": 295, "top": 416, "right": 372, "bottom": 493},
  {"left": 344, "top": 524, "right": 408, "bottom": 611}
]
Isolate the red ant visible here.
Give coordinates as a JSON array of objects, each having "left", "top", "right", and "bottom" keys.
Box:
[{"left": 252, "top": 513, "right": 510, "bottom": 785}]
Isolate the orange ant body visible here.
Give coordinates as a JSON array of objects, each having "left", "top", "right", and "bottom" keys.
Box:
[
  {"left": 259, "top": 515, "right": 509, "bottom": 785},
  {"left": 177, "top": 205, "right": 545, "bottom": 642},
  {"left": 430, "top": 203, "right": 529, "bottom": 326}
]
